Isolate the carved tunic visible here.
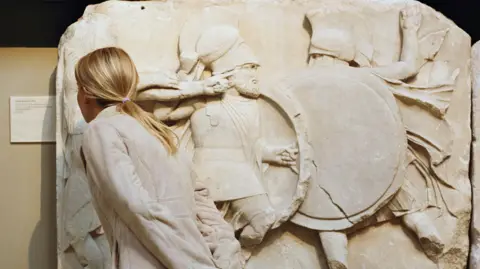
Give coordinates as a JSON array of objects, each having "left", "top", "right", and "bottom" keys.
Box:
[{"left": 191, "top": 94, "right": 266, "bottom": 201}]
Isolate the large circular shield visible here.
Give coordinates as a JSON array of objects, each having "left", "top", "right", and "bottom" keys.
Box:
[{"left": 283, "top": 65, "right": 408, "bottom": 231}]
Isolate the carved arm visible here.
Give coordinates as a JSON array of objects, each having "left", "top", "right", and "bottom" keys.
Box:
[
  {"left": 153, "top": 99, "right": 200, "bottom": 122},
  {"left": 370, "top": 4, "right": 422, "bottom": 81},
  {"left": 137, "top": 81, "right": 206, "bottom": 101},
  {"left": 137, "top": 76, "right": 230, "bottom": 102}
]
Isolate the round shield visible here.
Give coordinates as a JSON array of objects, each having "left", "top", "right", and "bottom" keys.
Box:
[
  {"left": 284, "top": 65, "right": 408, "bottom": 231},
  {"left": 257, "top": 84, "right": 312, "bottom": 229}
]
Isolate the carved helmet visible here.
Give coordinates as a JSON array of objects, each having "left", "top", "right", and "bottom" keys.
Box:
[
  {"left": 196, "top": 25, "right": 259, "bottom": 75},
  {"left": 306, "top": 9, "right": 356, "bottom": 62},
  {"left": 306, "top": 8, "right": 373, "bottom": 66}
]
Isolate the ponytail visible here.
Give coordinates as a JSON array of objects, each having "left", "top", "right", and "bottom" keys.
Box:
[{"left": 120, "top": 101, "right": 178, "bottom": 154}]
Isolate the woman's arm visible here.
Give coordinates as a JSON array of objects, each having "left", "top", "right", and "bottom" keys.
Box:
[{"left": 82, "top": 122, "right": 215, "bottom": 269}]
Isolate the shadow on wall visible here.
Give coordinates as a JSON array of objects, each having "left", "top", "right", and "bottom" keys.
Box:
[{"left": 28, "top": 69, "right": 57, "bottom": 269}]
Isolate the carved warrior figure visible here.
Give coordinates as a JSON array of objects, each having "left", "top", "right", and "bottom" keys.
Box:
[
  {"left": 282, "top": 4, "right": 459, "bottom": 269},
  {"left": 133, "top": 22, "right": 313, "bottom": 261},
  {"left": 134, "top": 24, "right": 302, "bottom": 258},
  {"left": 189, "top": 25, "right": 298, "bottom": 249}
]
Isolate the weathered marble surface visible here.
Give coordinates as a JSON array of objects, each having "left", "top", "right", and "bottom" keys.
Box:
[
  {"left": 56, "top": 0, "right": 472, "bottom": 268},
  {"left": 471, "top": 41, "right": 480, "bottom": 269}
]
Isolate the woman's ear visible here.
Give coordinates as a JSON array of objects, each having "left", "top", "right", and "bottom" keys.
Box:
[
  {"left": 77, "top": 87, "right": 97, "bottom": 123},
  {"left": 78, "top": 87, "right": 92, "bottom": 105}
]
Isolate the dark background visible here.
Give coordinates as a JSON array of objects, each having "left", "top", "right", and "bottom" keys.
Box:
[{"left": 0, "top": 0, "right": 478, "bottom": 47}]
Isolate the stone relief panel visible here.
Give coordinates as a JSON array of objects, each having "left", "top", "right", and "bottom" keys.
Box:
[{"left": 56, "top": 0, "right": 472, "bottom": 268}]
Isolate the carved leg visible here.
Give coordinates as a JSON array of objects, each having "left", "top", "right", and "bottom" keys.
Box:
[
  {"left": 402, "top": 211, "right": 445, "bottom": 260},
  {"left": 239, "top": 208, "right": 275, "bottom": 247},
  {"left": 228, "top": 194, "right": 275, "bottom": 247},
  {"left": 318, "top": 231, "right": 348, "bottom": 269}
]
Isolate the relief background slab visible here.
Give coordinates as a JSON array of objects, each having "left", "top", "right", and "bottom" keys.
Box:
[{"left": 56, "top": 0, "right": 472, "bottom": 268}]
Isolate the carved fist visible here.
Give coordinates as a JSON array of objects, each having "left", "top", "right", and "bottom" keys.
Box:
[
  {"left": 263, "top": 143, "right": 298, "bottom": 166},
  {"left": 400, "top": 3, "right": 422, "bottom": 31},
  {"left": 203, "top": 77, "right": 232, "bottom": 95},
  {"left": 160, "top": 71, "right": 180, "bottom": 89}
]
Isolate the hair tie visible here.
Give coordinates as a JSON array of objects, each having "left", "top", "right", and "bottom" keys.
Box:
[{"left": 122, "top": 97, "right": 130, "bottom": 104}]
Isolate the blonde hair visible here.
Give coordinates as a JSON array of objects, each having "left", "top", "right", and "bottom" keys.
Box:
[{"left": 75, "top": 47, "right": 177, "bottom": 154}]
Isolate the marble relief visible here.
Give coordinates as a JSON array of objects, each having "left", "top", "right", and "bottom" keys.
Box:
[{"left": 56, "top": 0, "right": 472, "bottom": 268}]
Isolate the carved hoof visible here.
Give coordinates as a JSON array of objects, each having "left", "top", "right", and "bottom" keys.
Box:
[
  {"left": 328, "top": 260, "right": 348, "bottom": 269},
  {"left": 419, "top": 234, "right": 445, "bottom": 261}
]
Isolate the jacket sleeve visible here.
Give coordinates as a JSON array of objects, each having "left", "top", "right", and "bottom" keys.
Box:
[{"left": 82, "top": 121, "right": 215, "bottom": 269}]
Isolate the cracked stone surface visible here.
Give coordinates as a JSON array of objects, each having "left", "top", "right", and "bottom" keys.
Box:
[{"left": 56, "top": 0, "right": 472, "bottom": 268}]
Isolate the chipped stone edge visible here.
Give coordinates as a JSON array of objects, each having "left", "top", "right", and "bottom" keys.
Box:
[{"left": 470, "top": 41, "right": 480, "bottom": 269}]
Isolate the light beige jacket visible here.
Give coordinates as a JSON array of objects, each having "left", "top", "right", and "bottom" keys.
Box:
[{"left": 81, "top": 106, "right": 242, "bottom": 269}]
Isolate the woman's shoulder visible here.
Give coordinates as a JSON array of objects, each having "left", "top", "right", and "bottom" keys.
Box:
[
  {"left": 93, "top": 111, "right": 136, "bottom": 127},
  {"left": 84, "top": 114, "right": 130, "bottom": 139},
  {"left": 90, "top": 113, "right": 157, "bottom": 144}
]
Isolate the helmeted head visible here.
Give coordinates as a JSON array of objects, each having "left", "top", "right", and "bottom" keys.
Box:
[
  {"left": 306, "top": 9, "right": 356, "bottom": 66},
  {"left": 196, "top": 25, "right": 261, "bottom": 98},
  {"left": 306, "top": 7, "right": 373, "bottom": 68},
  {"left": 309, "top": 27, "right": 356, "bottom": 65}
]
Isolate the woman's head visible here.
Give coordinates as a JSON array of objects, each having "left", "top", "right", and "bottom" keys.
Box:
[
  {"left": 75, "top": 47, "right": 138, "bottom": 121},
  {"left": 75, "top": 47, "right": 177, "bottom": 154}
]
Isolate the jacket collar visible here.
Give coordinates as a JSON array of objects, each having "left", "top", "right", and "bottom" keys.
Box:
[{"left": 95, "top": 105, "right": 122, "bottom": 120}]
